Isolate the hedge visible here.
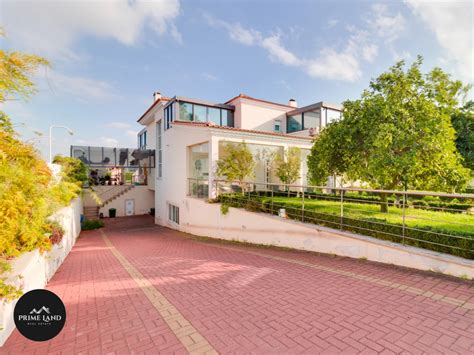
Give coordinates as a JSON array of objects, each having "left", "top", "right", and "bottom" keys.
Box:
[{"left": 218, "top": 195, "right": 474, "bottom": 260}]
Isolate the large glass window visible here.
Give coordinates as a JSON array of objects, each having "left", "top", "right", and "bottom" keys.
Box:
[
  {"left": 193, "top": 105, "right": 207, "bottom": 122},
  {"left": 189, "top": 142, "right": 209, "bottom": 179},
  {"left": 179, "top": 102, "right": 193, "bottom": 121},
  {"left": 208, "top": 107, "right": 221, "bottom": 125},
  {"left": 174, "top": 101, "right": 234, "bottom": 127},
  {"left": 287, "top": 114, "right": 303, "bottom": 133},
  {"left": 303, "top": 111, "right": 320, "bottom": 129}
]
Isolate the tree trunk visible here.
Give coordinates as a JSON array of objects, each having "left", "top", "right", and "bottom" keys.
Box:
[{"left": 380, "top": 193, "right": 388, "bottom": 213}]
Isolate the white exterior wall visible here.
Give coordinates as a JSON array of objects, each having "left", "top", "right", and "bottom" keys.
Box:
[
  {"left": 232, "top": 98, "right": 293, "bottom": 132},
  {"left": 155, "top": 125, "right": 212, "bottom": 227}
]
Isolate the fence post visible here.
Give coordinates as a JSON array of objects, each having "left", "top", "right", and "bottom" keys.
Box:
[
  {"left": 301, "top": 186, "right": 305, "bottom": 222},
  {"left": 271, "top": 187, "right": 274, "bottom": 215},
  {"left": 402, "top": 192, "right": 406, "bottom": 245},
  {"left": 340, "top": 188, "right": 344, "bottom": 230}
]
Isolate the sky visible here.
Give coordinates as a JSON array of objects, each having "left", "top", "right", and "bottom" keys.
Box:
[{"left": 1, "top": 0, "right": 473, "bottom": 159}]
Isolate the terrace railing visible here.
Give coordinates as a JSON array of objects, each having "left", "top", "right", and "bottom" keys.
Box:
[{"left": 187, "top": 178, "right": 474, "bottom": 259}]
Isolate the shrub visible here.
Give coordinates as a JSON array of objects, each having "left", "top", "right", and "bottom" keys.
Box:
[
  {"left": 82, "top": 220, "right": 104, "bottom": 230},
  {"left": 43, "top": 221, "right": 65, "bottom": 245}
]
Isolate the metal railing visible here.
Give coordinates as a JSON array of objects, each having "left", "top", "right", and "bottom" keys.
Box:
[{"left": 187, "top": 178, "right": 474, "bottom": 259}]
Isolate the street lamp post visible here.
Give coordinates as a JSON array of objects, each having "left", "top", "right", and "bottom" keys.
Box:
[{"left": 49, "top": 125, "right": 74, "bottom": 163}]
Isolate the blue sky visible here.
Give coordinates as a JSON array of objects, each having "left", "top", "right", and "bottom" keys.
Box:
[{"left": 2, "top": 0, "right": 473, "bottom": 159}]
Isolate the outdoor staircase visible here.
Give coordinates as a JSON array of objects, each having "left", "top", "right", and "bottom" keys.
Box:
[
  {"left": 83, "top": 185, "right": 136, "bottom": 220},
  {"left": 100, "top": 185, "right": 135, "bottom": 207},
  {"left": 83, "top": 206, "right": 100, "bottom": 220}
]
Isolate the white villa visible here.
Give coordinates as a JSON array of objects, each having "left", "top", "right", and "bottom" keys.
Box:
[{"left": 136, "top": 92, "right": 342, "bottom": 227}]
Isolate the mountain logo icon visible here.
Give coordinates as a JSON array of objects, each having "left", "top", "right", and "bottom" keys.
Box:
[{"left": 29, "top": 306, "right": 50, "bottom": 314}]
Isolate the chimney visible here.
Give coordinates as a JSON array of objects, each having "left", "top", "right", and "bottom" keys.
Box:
[
  {"left": 153, "top": 92, "right": 162, "bottom": 102},
  {"left": 288, "top": 98, "right": 297, "bottom": 108}
]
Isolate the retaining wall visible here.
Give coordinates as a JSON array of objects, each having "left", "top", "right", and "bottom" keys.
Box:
[{"left": 0, "top": 197, "right": 82, "bottom": 346}]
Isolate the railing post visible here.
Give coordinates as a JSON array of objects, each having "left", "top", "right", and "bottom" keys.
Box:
[
  {"left": 340, "top": 188, "right": 343, "bottom": 230},
  {"left": 402, "top": 192, "right": 406, "bottom": 245},
  {"left": 301, "top": 186, "right": 305, "bottom": 222},
  {"left": 271, "top": 187, "right": 274, "bottom": 215}
]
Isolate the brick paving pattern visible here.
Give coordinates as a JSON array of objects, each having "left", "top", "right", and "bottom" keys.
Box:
[{"left": 2, "top": 215, "right": 474, "bottom": 354}]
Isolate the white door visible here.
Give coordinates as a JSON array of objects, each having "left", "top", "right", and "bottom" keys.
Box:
[{"left": 125, "top": 199, "right": 134, "bottom": 216}]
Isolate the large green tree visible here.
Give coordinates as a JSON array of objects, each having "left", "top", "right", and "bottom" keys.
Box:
[
  {"left": 451, "top": 101, "right": 473, "bottom": 171},
  {"left": 308, "top": 57, "right": 470, "bottom": 211}
]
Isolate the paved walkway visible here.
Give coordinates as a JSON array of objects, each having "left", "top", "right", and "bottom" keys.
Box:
[{"left": 2, "top": 216, "right": 474, "bottom": 354}]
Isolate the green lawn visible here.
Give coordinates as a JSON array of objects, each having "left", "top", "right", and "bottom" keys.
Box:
[
  {"left": 266, "top": 196, "right": 474, "bottom": 236},
  {"left": 219, "top": 193, "right": 474, "bottom": 258}
]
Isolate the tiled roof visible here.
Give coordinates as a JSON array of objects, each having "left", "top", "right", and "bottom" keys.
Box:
[
  {"left": 137, "top": 96, "right": 172, "bottom": 123},
  {"left": 172, "top": 121, "right": 314, "bottom": 141},
  {"left": 225, "top": 93, "right": 294, "bottom": 109}
]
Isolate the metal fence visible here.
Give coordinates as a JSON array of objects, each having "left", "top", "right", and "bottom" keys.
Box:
[
  {"left": 188, "top": 178, "right": 474, "bottom": 259},
  {"left": 70, "top": 145, "right": 155, "bottom": 168}
]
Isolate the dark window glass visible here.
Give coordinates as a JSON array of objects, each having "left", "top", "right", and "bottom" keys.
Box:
[
  {"left": 208, "top": 107, "right": 220, "bottom": 125},
  {"left": 274, "top": 120, "right": 281, "bottom": 132},
  {"left": 193, "top": 105, "right": 207, "bottom": 122},
  {"left": 179, "top": 102, "right": 193, "bottom": 121},
  {"left": 287, "top": 114, "right": 302, "bottom": 133},
  {"left": 221, "top": 109, "right": 234, "bottom": 127}
]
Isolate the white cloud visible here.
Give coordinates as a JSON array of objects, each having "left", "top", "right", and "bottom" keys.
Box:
[
  {"left": 362, "top": 44, "right": 379, "bottom": 63},
  {"left": 205, "top": 15, "right": 260, "bottom": 46},
  {"left": 2, "top": 0, "right": 181, "bottom": 60},
  {"left": 306, "top": 50, "right": 361, "bottom": 81},
  {"left": 404, "top": 0, "right": 473, "bottom": 81},
  {"left": 205, "top": 13, "right": 380, "bottom": 82},
  {"left": 38, "top": 70, "right": 118, "bottom": 101},
  {"left": 369, "top": 3, "right": 405, "bottom": 42},
  {"left": 261, "top": 35, "right": 302, "bottom": 66}
]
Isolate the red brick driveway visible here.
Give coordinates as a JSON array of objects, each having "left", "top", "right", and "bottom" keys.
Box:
[{"left": 2, "top": 216, "right": 474, "bottom": 354}]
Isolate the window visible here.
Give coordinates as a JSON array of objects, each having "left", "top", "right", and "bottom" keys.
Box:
[
  {"left": 168, "top": 203, "right": 179, "bottom": 224},
  {"left": 157, "top": 120, "right": 162, "bottom": 178},
  {"left": 208, "top": 107, "right": 221, "bottom": 125},
  {"left": 303, "top": 111, "right": 320, "bottom": 129},
  {"left": 138, "top": 130, "right": 147, "bottom": 149},
  {"left": 174, "top": 101, "right": 234, "bottom": 127},
  {"left": 164, "top": 103, "right": 174, "bottom": 130},
  {"left": 287, "top": 114, "right": 303, "bottom": 133},
  {"left": 286, "top": 109, "right": 323, "bottom": 133},
  {"left": 193, "top": 105, "right": 207, "bottom": 122},
  {"left": 326, "top": 108, "right": 341, "bottom": 125},
  {"left": 179, "top": 102, "right": 193, "bottom": 121},
  {"left": 274, "top": 119, "right": 281, "bottom": 132},
  {"left": 221, "top": 109, "right": 234, "bottom": 127}
]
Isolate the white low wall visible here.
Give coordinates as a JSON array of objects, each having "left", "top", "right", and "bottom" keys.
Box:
[
  {"left": 176, "top": 198, "right": 474, "bottom": 280},
  {"left": 0, "top": 197, "right": 82, "bottom": 346}
]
